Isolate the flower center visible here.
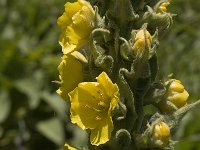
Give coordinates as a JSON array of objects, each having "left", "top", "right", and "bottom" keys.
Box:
[
  {"left": 92, "top": 90, "right": 109, "bottom": 113},
  {"left": 92, "top": 100, "right": 108, "bottom": 112}
]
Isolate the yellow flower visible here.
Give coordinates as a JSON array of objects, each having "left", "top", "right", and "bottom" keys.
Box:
[
  {"left": 132, "top": 30, "right": 151, "bottom": 56},
  {"left": 157, "top": 2, "right": 170, "bottom": 14},
  {"left": 152, "top": 122, "right": 170, "bottom": 148},
  {"left": 160, "top": 79, "right": 189, "bottom": 112},
  {"left": 69, "top": 72, "right": 119, "bottom": 146},
  {"left": 57, "top": 0, "right": 95, "bottom": 55},
  {"left": 64, "top": 143, "right": 77, "bottom": 150},
  {"left": 57, "top": 52, "right": 86, "bottom": 101}
]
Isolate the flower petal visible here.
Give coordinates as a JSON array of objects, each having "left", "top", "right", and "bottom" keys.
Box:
[
  {"left": 72, "top": 6, "right": 93, "bottom": 38},
  {"left": 57, "top": 12, "right": 71, "bottom": 30},
  {"left": 71, "top": 51, "right": 88, "bottom": 63},
  {"left": 96, "top": 72, "right": 119, "bottom": 98},
  {"left": 64, "top": 143, "right": 77, "bottom": 150},
  {"left": 168, "top": 90, "right": 189, "bottom": 108},
  {"left": 168, "top": 80, "right": 184, "bottom": 93},
  {"left": 64, "top": 2, "right": 82, "bottom": 20},
  {"left": 69, "top": 82, "right": 105, "bottom": 129},
  {"left": 68, "top": 72, "right": 119, "bottom": 146},
  {"left": 57, "top": 0, "right": 94, "bottom": 55},
  {"left": 90, "top": 116, "right": 114, "bottom": 146},
  {"left": 108, "top": 97, "right": 119, "bottom": 115},
  {"left": 57, "top": 54, "right": 83, "bottom": 100}
]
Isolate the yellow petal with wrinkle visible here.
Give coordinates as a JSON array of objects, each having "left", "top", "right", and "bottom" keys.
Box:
[
  {"left": 69, "top": 82, "right": 103, "bottom": 129},
  {"left": 57, "top": 12, "right": 71, "bottom": 30},
  {"left": 168, "top": 80, "right": 184, "bottom": 93},
  {"left": 68, "top": 72, "right": 120, "bottom": 145},
  {"left": 64, "top": 2, "right": 82, "bottom": 19},
  {"left": 72, "top": 6, "right": 93, "bottom": 38},
  {"left": 160, "top": 79, "right": 189, "bottom": 113},
  {"left": 57, "top": 54, "right": 83, "bottom": 100},
  {"left": 90, "top": 116, "right": 113, "bottom": 146},
  {"left": 97, "top": 72, "right": 119, "bottom": 98},
  {"left": 57, "top": 0, "right": 94, "bottom": 54},
  {"left": 168, "top": 90, "right": 189, "bottom": 108},
  {"left": 109, "top": 97, "right": 119, "bottom": 114}
]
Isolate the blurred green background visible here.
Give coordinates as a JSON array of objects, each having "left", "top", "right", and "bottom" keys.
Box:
[{"left": 0, "top": 0, "right": 200, "bottom": 149}]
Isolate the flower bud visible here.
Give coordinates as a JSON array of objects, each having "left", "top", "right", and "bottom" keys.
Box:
[
  {"left": 157, "top": 2, "right": 170, "bottom": 14},
  {"left": 160, "top": 79, "right": 189, "bottom": 112},
  {"left": 132, "top": 30, "right": 151, "bottom": 56},
  {"left": 152, "top": 122, "right": 170, "bottom": 148}
]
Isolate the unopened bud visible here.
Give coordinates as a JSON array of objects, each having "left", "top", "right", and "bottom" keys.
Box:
[
  {"left": 132, "top": 30, "right": 151, "bottom": 56},
  {"left": 160, "top": 79, "right": 189, "bottom": 112},
  {"left": 152, "top": 122, "right": 170, "bottom": 148},
  {"left": 157, "top": 2, "right": 170, "bottom": 14}
]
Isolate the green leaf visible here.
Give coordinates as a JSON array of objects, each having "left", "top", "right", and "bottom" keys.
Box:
[
  {"left": 149, "top": 54, "right": 158, "bottom": 82},
  {"left": 15, "top": 78, "right": 41, "bottom": 109},
  {"left": 41, "top": 92, "right": 67, "bottom": 120},
  {"left": 14, "top": 70, "right": 45, "bottom": 109},
  {"left": 117, "top": 69, "right": 137, "bottom": 131},
  {"left": 0, "top": 90, "right": 11, "bottom": 123},
  {"left": 36, "top": 117, "right": 65, "bottom": 146},
  {"left": 107, "top": 0, "right": 138, "bottom": 37}
]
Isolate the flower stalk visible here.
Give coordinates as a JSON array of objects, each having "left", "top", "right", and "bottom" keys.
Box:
[{"left": 55, "top": 0, "right": 200, "bottom": 149}]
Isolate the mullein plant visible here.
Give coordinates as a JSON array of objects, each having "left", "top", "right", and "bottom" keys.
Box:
[{"left": 56, "top": 0, "right": 200, "bottom": 149}]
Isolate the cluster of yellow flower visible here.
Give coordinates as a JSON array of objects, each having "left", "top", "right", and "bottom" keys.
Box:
[
  {"left": 57, "top": 0, "right": 119, "bottom": 146},
  {"left": 56, "top": 0, "right": 194, "bottom": 149}
]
